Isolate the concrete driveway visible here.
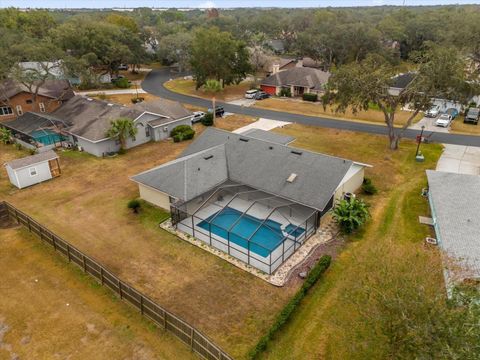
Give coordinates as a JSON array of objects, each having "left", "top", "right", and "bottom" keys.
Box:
[
  {"left": 436, "top": 144, "right": 480, "bottom": 175},
  {"left": 410, "top": 116, "right": 450, "bottom": 133}
]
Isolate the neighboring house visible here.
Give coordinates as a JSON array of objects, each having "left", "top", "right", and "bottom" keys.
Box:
[
  {"left": 18, "top": 61, "right": 65, "bottom": 79},
  {"left": 300, "top": 57, "right": 326, "bottom": 70},
  {"left": 4, "top": 150, "right": 61, "bottom": 189},
  {"left": 131, "top": 127, "right": 369, "bottom": 274},
  {"left": 266, "top": 58, "right": 298, "bottom": 76},
  {"left": 389, "top": 72, "right": 466, "bottom": 112},
  {"left": 2, "top": 95, "right": 194, "bottom": 157},
  {"left": 260, "top": 67, "right": 331, "bottom": 96},
  {"left": 426, "top": 170, "right": 480, "bottom": 292},
  {"left": 0, "top": 79, "right": 74, "bottom": 121},
  {"left": 266, "top": 39, "right": 285, "bottom": 54}
]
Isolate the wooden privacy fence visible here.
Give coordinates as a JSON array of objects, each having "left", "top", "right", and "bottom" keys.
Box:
[{"left": 0, "top": 201, "right": 233, "bottom": 360}]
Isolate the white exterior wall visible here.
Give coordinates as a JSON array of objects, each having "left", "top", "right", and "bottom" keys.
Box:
[
  {"left": 335, "top": 164, "right": 365, "bottom": 201},
  {"left": 5, "top": 165, "right": 19, "bottom": 188},
  {"left": 9, "top": 161, "right": 53, "bottom": 189},
  {"left": 138, "top": 184, "right": 171, "bottom": 210},
  {"left": 125, "top": 113, "right": 158, "bottom": 149},
  {"left": 75, "top": 137, "right": 120, "bottom": 157},
  {"left": 152, "top": 117, "right": 194, "bottom": 142}
]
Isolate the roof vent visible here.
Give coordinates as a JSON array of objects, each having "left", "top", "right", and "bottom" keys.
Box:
[
  {"left": 286, "top": 173, "right": 298, "bottom": 183},
  {"left": 239, "top": 138, "right": 249, "bottom": 142},
  {"left": 203, "top": 155, "right": 213, "bottom": 160},
  {"left": 269, "top": 146, "right": 274, "bottom": 150},
  {"left": 291, "top": 150, "right": 302, "bottom": 156}
]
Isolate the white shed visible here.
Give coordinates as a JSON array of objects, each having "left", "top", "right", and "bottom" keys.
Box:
[{"left": 4, "top": 150, "right": 61, "bottom": 189}]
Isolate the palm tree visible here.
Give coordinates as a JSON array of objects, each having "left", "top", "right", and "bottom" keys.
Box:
[
  {"left": 106, "top": 117, "right": 138, "bottom": 152},
  {"left": 332, "top": 198, "right": 370, "bottom": 234},
  {"left": 204, "top": 79, "right": 222, "bottom": 126}
]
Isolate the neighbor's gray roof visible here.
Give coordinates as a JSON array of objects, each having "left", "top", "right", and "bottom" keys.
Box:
[
  {"left": 240, "top": 129, "right": 295, "bottom": 145},
  {"left": 261, "top": 67, "right": 330, "bottom": 91},
  {"left": 51, "top": 95, "right": 192, "bottom": 142},
  {"left": 5, "top": 150, "right": 58, "bottom": 170},
  {"left": 0, "top": 79, "right": 74, "bottom": 102},
  {"left": 427, "top": 170, "right": 480, "bottom": 279},
  {"left": 135, "top": 127, "right": 352, "bottom": 211}
]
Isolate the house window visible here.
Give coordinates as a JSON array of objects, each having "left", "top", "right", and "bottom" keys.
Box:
[
  {"left": 39, "top": 102, "right": 46, "bottom": 112},
  {"left": 29, "top": 167, "right": 37, "bottom": 177},
  {"left": 145, "top": 126, "right": 150, "bottom": 137},
  {"left": 16, "top": 105, "right": 23, "bottom": 115},
  {"left": 0, "top": 106, "right": 13, "bottom": 116},
  {"left": 26, "top": 99, "right": 33, "bottom": 104}
]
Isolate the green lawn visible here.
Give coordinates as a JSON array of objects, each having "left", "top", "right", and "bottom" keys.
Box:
[{"left": 259, "top": 124, "right": 444, "bottom": 359}]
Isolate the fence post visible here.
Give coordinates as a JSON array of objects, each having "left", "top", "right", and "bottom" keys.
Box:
[
  {"left": 190, "top": 327, "right": 195, "bottom": 349},
  {"left": 14, "top": 209, "right": 19, "bottom": 224}
]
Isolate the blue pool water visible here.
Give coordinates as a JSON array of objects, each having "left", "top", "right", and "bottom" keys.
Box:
[
  {"left": 31, "top": 130, "right": 65, "bottom": 145},
  {"left": 197, "top": 207, "right": 305, "bottom": 257}
]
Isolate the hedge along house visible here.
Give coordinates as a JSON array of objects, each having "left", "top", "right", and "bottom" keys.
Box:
[
  {"left": 4, "top": 150, "right": 61, "bottom": 189},
  {"left": 132, "top": 128, "right": 369, "bottom": 274},
  {"left": 2, "top": 95, "right": 194, "bottom": 157}
]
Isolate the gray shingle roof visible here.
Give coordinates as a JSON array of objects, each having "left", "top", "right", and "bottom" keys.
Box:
[
  {"left": 3, "top": 112, "right": 68, "bottom": 135},
  {"left": 134, "top": 127, "right": 352, "bottom": 211},
  {"left": 261, "top": 67, "right": 331, "bottom": 91},
  {"left": 427, "top": 170, "right": 480, "bottom": 279},
  {"left": 0, "top": 79, "right": 74, "bottom": 102},
  {"left": 239, "top": 129, "right": 295, "bottom": 145},
  {"left": 133, "top": 98, "right": 192, "bottom": 121},
  {"left": 5, "top": 150, "right": 58, "bottom": 170}
]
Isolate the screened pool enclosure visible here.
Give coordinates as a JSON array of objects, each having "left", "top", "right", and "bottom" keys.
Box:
[{"left": 171, "top": 181, "right": 320, "bottom": 274}]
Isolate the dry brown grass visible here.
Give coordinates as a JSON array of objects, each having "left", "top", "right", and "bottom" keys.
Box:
[
  {"left": 450, "top": 116, "right": 480, "bottom": 135},
  {"left": 164, "top": 79, "right": 253, "bottom": 101},
  {"left": 0, "top": 139, "right": 294, "bottom": 359},
  {"left": 0, "top": 227, "right": 196, "bottom": 360},
  {"left": 255, "top": 98, "right": 423, "bottom": 127}
]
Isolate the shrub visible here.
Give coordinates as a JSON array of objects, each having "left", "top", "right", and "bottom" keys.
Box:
[
  {"left": 278, "top": 87, "right": 291, "bottom": 97},
  {"left": 362, "top": 178, "right": 378, "bottom": 195},
  {"left": 333, "top": 198, "right": 370, "bottom": 234},
  {"left": 114, "top": 77, "right": 130, "bottom": 88},
  {"left": 131, "top": 97, "right": 144, "bottom": 104},
  {"left": 201, "top": 112, "right": 214, "bottom": 126},
  {"left": 249, "top": 255, "right": 332, "bottom": 359},
  {"left": 302, "top": 93, "right": 318, "bottom": 102},
  {"left": 171, "top": 125, "right": 195, "bottom": 142},
  {"left": 0, "top": 127, "right": 12, "bottom": 144},
  {"left": 127, "top": 199, "right": 141, "bottom": 213}
]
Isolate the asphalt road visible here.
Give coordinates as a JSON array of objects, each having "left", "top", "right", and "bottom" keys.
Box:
[{"left": 142, "top": 68, "right": 480, "bottom": 147}]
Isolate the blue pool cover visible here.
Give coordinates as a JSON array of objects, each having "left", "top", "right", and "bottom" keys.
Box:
[{"left": 197, "top": 207, "right": 305, "bottom": 257}]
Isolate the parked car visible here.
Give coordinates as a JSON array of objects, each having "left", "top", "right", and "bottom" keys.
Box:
[
  {"left": 435, "top": 114, "right": 453, "bottom": 128},
  {"left": 191, "top": 111, "right": 205, "bottom": 124},
  {"left": 464, "top": 107, "right": 480, "bottom": 124},
  {"left": 208, "top": 106, "right": 225, "bottom": 118},
  {"left": 254, "top": 91, "right": 270, "bottom": 100},
  {"left": 445, "top": 108, "right": 459, "bottom": 119},
  {"left": 425, "top": 105, "right": 440, "bottom": 118},
  {"left": 245, "top": 89, "right": 259, "bottom": 99},
  {"left": 118, "top": 64, "right": 129, "bottom": 70}
]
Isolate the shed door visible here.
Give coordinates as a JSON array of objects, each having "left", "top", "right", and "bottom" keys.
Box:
[{"left": 48, "top": 159, "right": 61, "bottom": 177}]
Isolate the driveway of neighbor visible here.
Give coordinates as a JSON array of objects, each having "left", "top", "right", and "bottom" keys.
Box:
[
  {"left": 410, "top": 116, "right": 450, "bottom": 133},
  {"left": 436, "top": 144, "right": 480, "bottom": 175},
  {"left": 233, "top": 118, "right": 292, "bottom": 134}
]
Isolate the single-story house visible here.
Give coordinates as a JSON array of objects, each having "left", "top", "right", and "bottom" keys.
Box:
[
  {"left": 4, "top": 150, "right": 60, "bottom": 189},
  {"left": 426, "top": 170, "right": 480, "bottom": 291},
  {"left": 0, "top": 79, "right": 74, "bottom": 121},
  {"left": 3, "top": 95, "right": 194, "bottom": 157},
  {"left": 260, "top": 67, "right": 331, "bottom": 97},
  {"left": 131, "top": 127, "right": 369, "bottom": 274}
]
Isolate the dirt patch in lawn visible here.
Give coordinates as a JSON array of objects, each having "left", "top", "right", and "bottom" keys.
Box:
[
  {"left": 0, "top": 140, "right": 295, "bottom": 359},
  {"left": 255, "top": 98, "right": 423, "bottom": 127},
  {"left": 0, "top": 227, "right": 196, "bottom": 360}
]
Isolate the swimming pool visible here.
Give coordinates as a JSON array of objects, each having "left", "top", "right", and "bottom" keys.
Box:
[
  {"left": 197, "top": 207, "right": 305, "bottom": 257},
  {"left": 31, "top": 130, "right": 65, "bottom": 146}
]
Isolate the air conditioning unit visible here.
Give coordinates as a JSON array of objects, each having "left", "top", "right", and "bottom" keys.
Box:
[{"left": 425, "top": 237, "right": 438, "bottom": 245}]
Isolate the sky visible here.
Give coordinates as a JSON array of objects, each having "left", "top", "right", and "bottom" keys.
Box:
[{"left": 0, "top": 0, "right": 478, "bottom": 8}]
